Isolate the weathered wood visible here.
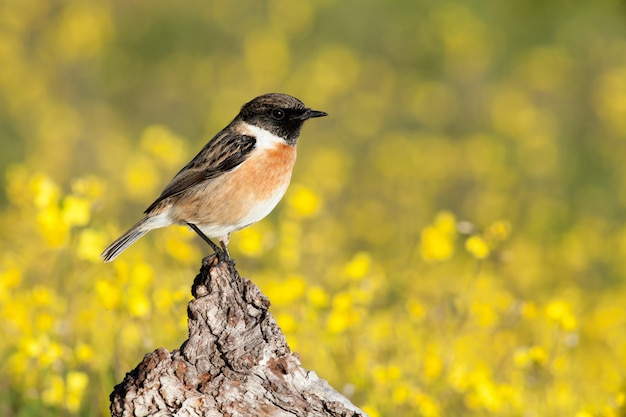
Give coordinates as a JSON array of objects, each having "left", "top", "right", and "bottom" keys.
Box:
[{"left": 110, "top": 256, "right": 367, "bottom": 417}]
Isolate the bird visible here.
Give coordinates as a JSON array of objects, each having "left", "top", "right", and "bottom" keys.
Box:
[{"left": 101, "top": 93, "right": 327, "bottom": 263}]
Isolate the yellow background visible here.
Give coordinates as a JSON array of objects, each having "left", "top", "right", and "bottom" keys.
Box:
[{"left": 1, "top": 1, "right": 626, "bottom": 416}]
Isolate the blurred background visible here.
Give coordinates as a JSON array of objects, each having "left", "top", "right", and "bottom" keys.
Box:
[{"left": 1, "top": 0, "right": 626, "bottom": 416}]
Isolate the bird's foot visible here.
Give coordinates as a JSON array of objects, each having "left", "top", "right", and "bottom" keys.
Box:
[{"left": 188, "top": 223, "right": 235, "bottom": 267}]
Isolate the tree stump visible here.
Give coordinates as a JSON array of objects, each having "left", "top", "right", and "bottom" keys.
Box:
[{"left": 110, "top": 256, "right": 367, "bottom": 417}]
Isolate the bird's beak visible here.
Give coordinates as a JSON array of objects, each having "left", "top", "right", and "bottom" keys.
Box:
[{"left": 297, "top": 109, "right": 328, "bottom": 120}]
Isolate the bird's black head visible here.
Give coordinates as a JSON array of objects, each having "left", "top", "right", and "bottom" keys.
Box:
[{"left": 238, "top": 93, "right": 327, "bottom": 145}]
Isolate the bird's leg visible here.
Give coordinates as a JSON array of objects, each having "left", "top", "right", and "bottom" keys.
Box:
[
  {"left": 219, "top": 233, "right": 231, "bottom": 260},
  {"left": 187, "top": 223, "right": 225, "bottom": 261}
]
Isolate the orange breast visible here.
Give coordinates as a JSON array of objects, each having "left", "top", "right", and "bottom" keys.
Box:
[{"left": 169, "top": 143, "right": 297, "bottom": 226}]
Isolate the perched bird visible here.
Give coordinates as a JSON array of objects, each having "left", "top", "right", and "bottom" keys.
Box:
[{"left": 101, "top": 93, "right": 327, "bottom": 262}]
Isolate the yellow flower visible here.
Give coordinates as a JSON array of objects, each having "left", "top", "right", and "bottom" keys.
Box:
[
  {"left": 275, "top": 312, "right": 296, "bottom": 333},
  {"left": 421, "top": 211, "right": 457, "bottom": 262},
  {"left": 165, "top": 236, "right": 196, "bottom": 262},
  {"left": 95, "top": 279, "right": 121, "bottom": 310},
  {"left": 465, "top": 235, "right": 491, "bottom": 259},
  {"left": 288, "top": 184, "right": 322, "bottom": 218},
  {"left": 414, "top": 392, "right": 441, "bottom": 417},
  {"left": 140, "top": 125, "right": 187, "bottom": 168},
  {"left": 124, "top": 156, "right": 159, "bottom": 199},
  {"left": 265, "top": 275, "right": 306, "bottom": 307},
  {"left": 546, "top": 300, "right": 578, "bottom": 330},
  {"left": 327, "top": 310, "right": 350, "bottom": 334},
  {"left": 74, "top": 343, "right": 94, "bottom": 364},
  {"left": 392, "top": 384, "right": 410, "bottom": 404},
  {"left": 344, "top": 251, "right": 371, "bottom": 280},
  {"left": 407, "top": 300, "right": 426, "bottom": 321},
  {"left": 42, "top": 375, "right": 65, "bottom": 407},
  {"left": 62, "top": 195, "right": 91, "bottom": 227},
  {"left": 424, "top": 352, "right": 443, "bottom": 380},
  {"left": 127, "top": 291, "right": 151, "bottom": 318},
  {"left": 71, "top": 176, "right": 105, "bottom": 199},
  {"left": 30, "top": 173, "right": 60, "bottom": 209},
  {"left": 307, "top": 286, "right": 329, "bottom": 309},
  {"left": 236, "top": 226, "right": 265, "bottom": 257},
  {"left": 485, "top": 220, "right": 512, "bottom": 242},
  {"left": 77, "top": 229, "right": 106, "bottom": 262},
  {"left": 514, "top": 346, "right": 548, "bottom": 368},
  {"left": 66, "top": 371, "right": 89, "bottom": 413},
  {"left": 37, "top": 205, "right": 70, "bottom": 247},
  {"left": 360, "top": 405, "right": 381, "bottom": 417}
]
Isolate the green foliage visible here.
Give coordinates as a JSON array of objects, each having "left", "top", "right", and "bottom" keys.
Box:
[{"left": 2, "top": 0, "right": 626, "bottom": 416}]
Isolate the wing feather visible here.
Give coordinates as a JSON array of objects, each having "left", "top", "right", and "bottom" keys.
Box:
[{"left": 144, "top": 131, "right": 256, "bottom": 214}]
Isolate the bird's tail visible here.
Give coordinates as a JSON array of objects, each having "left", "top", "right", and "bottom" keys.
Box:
[{"left": 101, "top": 218, "right": 152, "bottom": 262}]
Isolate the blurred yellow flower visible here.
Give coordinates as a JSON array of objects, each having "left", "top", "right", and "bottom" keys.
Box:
[
  {"left": 414, "top": 392, "right": 440, "bottom": 417},
  {"left": 124, "top": 156, "right": 160, "bottom": 199},
  {"left": 407, "top": 299, "right": 426, "bottom": 322},
  {"left": 471, "top": 301, "right": 498, "bottom": 327},
  {"left": 546, "top": 300, "right": 578, "bottom": 331},
  {"left": 131, "top": 263, "right": 154, "bottom": 289},
  {"left": 288, "top": 184, "right": 322, "bottom": 218},
  {"left": 77, "top": 229, "right": 106, "bottom": 262},
  {"left": 307, "top": 286, "right": 329, "bottom": 309},
  {"left": 35, "top": 312, "right": 55, "bottom": 332},
  {"left": 521, "top": 301, "right": 538, "bottom": 319},
  {"left": 40, "top": 341, "right": 64, "bottom": 366},
  {"left": 360, "top": 405, "right": 381, "bottom": 417},
  {"left": 465, "top": 235, "right": 490, "bottom": 260},
  {"left": 42, "top": 375, "right": 65, "bottom": 408},
  {"left": 95, "top": 279, "right": 121, "bottom": 310},
  {"left": 62, "top": 195, "right": 91, "bottom": 227},
  {"left": 166, "top": 236, "right": 196, "bottom": 262},
  {"left": 30, "top": 173, "right": 60, "bottom": 209},
  {"left": 373, "top": 365, "right": 402, "bottom": 384},
  {"left": 275, "top": 312, "right": 296, "bottom": 333},
  {"left": 513, "top": 346, "right": 548, "bottom": 368},
  {"left": 153, "top": 288, "right": 174, "bottom": 311},
  {"left": 344, "top": 251, "right": 371, "bottom": 280},
  {"left": 264, "top": 275, "right": 306, "bottom": 307},
  {"left": 140, "top": 125, "right": 188, "bottom": 169},
  {"left": 236, "top": 227, "right": 265, "bottom": 257},
  {"left": 37, "top": 205, "right": 69, "bottom": 246},
  {"left": 327, "top": 309, "right": 352, "bottom": 334},
  {"left": 421, "top": 211, "right": 457, "bottom": 262},
  {"left": 423, "top": 352, "right": 443, "bottom": 381},
  {"left": 74, "top": 343, "right": 95, "bottom": 364},
  {"left": 421, "top": 238, "right": 444, "bottom": 262},
  {"left": 447, "top": 363, "right": 470, "bottom": 392},
  {"left": 71, "top": 176, "right": 105, "bottom": 199},
  {"left": 66, "top": 371, "right": 89, "bottom": 413},
  {"left": 0, "top": 263, "right": 22, "bottom": 291},
  {"left": 31, "top": 286, "right": 54, "bottom": 306},
  {"left": 392, "top": 383, "right": 410, "bottom": 404},
  {"left": 485, "top": 220, "right": 512, "bottom": 242},
  {"left": 128, "top": 292, "right": 151, "bottom": 318}
]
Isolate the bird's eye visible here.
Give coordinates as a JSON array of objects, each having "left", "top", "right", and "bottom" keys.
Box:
[{"left": 270, "top": 109, "right": 285, "bottom": 120}]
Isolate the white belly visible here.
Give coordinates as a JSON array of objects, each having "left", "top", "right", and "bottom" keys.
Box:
[{"left": 196, "top": 179, "right": 290, "bottom": 238}]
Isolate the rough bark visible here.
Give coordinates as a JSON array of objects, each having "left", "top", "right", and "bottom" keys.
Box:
[{"left": 110, "top": 256, "right": 367, "bottom": 417}]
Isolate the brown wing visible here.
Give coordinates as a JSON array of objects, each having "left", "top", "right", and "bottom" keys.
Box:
[{"left": 144, "top": 130, "right": 256, "bottom": 214}]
